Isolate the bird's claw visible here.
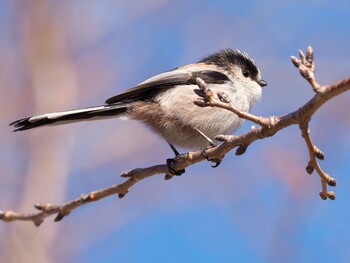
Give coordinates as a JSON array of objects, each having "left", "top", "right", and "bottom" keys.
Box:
[
  {"left": 166, "top": 158, "right": 185, "bottom": 176},
  {"left": 201, "top": 147, "right": 222, "bottom": 168}
]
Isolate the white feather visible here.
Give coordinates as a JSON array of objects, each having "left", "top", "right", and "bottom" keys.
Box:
[{"left": 29, "top": 106, "right": 107, "bottom": 123}]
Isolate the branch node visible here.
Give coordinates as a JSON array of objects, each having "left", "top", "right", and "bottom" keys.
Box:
[
  {"left": 164, "top": 174, "right": 173, "bottom": 180},
  {"left": 327, "top": 191, "right": 336, "bottom": 200},
  {"left": 118, "top": 189, "right": 130, "bottom": 199},
  {"left": 121, "top": 170, "right": 132, "bottom": 178},
  {"left": 118, "top": 192, "right": 127, "bottom": 199},
  {"left": 306, "top": 46, "right": 314, "bottom": 64},
  {"left": 306, "top": 163, "right": 314, "bottom": 174},
  {"left": 194, "top": 98, "right": 210, "bottom": 107},
  {"left": 290, "top": 56, "right": 300, "bottom": 67},
  {"left": 235, "top": 145, "right": 247, "bottom": 156},
  {"left": 298, "top": 49, "right": 306, "bottom": 62},
  {"left": 319, "top": 191, "right": 328, "bottom": 200},
  {"left": 89, "top": 193, "right": 95, "bottom": 200},
  {"left": 54, "top": 213, "right": 66, "bottom": 222},
  {"left": 217, "top": 92, "right": 231, "bottom": 103},
  {"left": 314, "top": 147, "right": 325, "bottom": 160},
  {"left": 34, "top": 219, "right": 44, "bottom": 227},
  {"left": 196, "top": 77, "right": 214, "bottom": 102},
  {"left": 327, "top": 177, "right": 337, "bottom": 187},
  {"left": 79, "top": 194, "right": 91, "bottom": 202},
  {"left": 34, "top": 203, "right": 44, "bottom": 210}
]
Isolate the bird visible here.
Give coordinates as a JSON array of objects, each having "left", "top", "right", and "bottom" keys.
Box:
[{"left": 10, "top": 49, "right": 266, "bottom": 172}]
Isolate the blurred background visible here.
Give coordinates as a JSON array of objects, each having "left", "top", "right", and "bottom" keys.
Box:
[{"left": 1, "top": 0, "right": 350, "bottom": 262}]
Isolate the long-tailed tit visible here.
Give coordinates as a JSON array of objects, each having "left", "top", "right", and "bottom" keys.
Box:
[{"left": 10, "top": 49, "right": 267, "bottom": 170}]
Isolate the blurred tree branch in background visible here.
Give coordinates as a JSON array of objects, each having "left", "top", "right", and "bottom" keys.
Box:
[
  {"left": 0, "top": 1, "right": 78, "bottom": 262},
  {"left": 1, "top": 46, "right": 349, "bottom": 227}
]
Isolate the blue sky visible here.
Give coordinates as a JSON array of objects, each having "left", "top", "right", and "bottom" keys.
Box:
[{"left": 0, "top": 1, "right": 350, "bottom": 262}]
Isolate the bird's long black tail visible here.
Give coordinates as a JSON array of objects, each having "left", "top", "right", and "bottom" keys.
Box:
[{"left": 10, "top": 103, "right": 128, "bottom": 132}]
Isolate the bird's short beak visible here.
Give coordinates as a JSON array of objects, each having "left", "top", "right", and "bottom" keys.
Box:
[{"left": 258, "top": 79, "right": 267, "bottom": 87}]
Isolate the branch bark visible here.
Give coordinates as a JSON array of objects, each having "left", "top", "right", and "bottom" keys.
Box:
[{"left": 1, "top": 46, "right": 349, "bottom": 226}]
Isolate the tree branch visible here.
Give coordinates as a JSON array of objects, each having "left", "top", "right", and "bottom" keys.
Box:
[
  {"left": 1, "top": 46, "right": 350, "bottom": 226},
  {"left": 194, "top": 78, "right": 275, "bottom": 127}
]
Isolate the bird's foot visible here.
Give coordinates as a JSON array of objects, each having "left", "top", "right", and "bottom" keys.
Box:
[
  {"left": 166, "top": 155, "right": 186, "bottom": 180},
  {"left": 201, "top": 146, "right": 222, "bottom": 168}
]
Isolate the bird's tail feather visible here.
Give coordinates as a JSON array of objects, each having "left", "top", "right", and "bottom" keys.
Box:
[{"left": 10, "top": 103, "right": 128, "bottom": 131}]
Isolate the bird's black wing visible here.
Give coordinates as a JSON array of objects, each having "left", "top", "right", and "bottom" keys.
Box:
[{"left": 105, "top": 69, "right": 230, "bottom": 104}]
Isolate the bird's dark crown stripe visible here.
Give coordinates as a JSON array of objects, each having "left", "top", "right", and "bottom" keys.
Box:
[{"left": 200, "top": 49, "right": 259, "bottom": 77}]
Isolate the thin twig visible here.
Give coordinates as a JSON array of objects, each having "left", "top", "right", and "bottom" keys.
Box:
[
  {"left": 291, "top": 46, "right": 321, "bottom": 91},
  {"left": 292, "top": 46, "right": 338, "bottom": 199},
  {"left": 299, "top": 124, "right": 336, "bottom": 199},
  {"left": 195, "top": 78, "right": 276, "bottom": 127}
]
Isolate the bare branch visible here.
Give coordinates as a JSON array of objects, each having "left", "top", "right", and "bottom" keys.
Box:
[
  {"left": 291, "top": 46, "right": 321, "bottom": 91},
  {"left": 0, "top": 164, "right": 171, "bottom": 226},
  {"left": 195, "top": 77, "right": 276, "bottom": 127},
  {"left": 299, "top": 123, "right": 336, "bottom": 200},
  {"left": 1, "top": 46, "right": 350, "bottom": 225}
]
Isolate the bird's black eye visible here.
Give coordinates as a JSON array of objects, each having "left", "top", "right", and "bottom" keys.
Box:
[{"left": 242, "top": 69, "right": 250, "bottom": 78}]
